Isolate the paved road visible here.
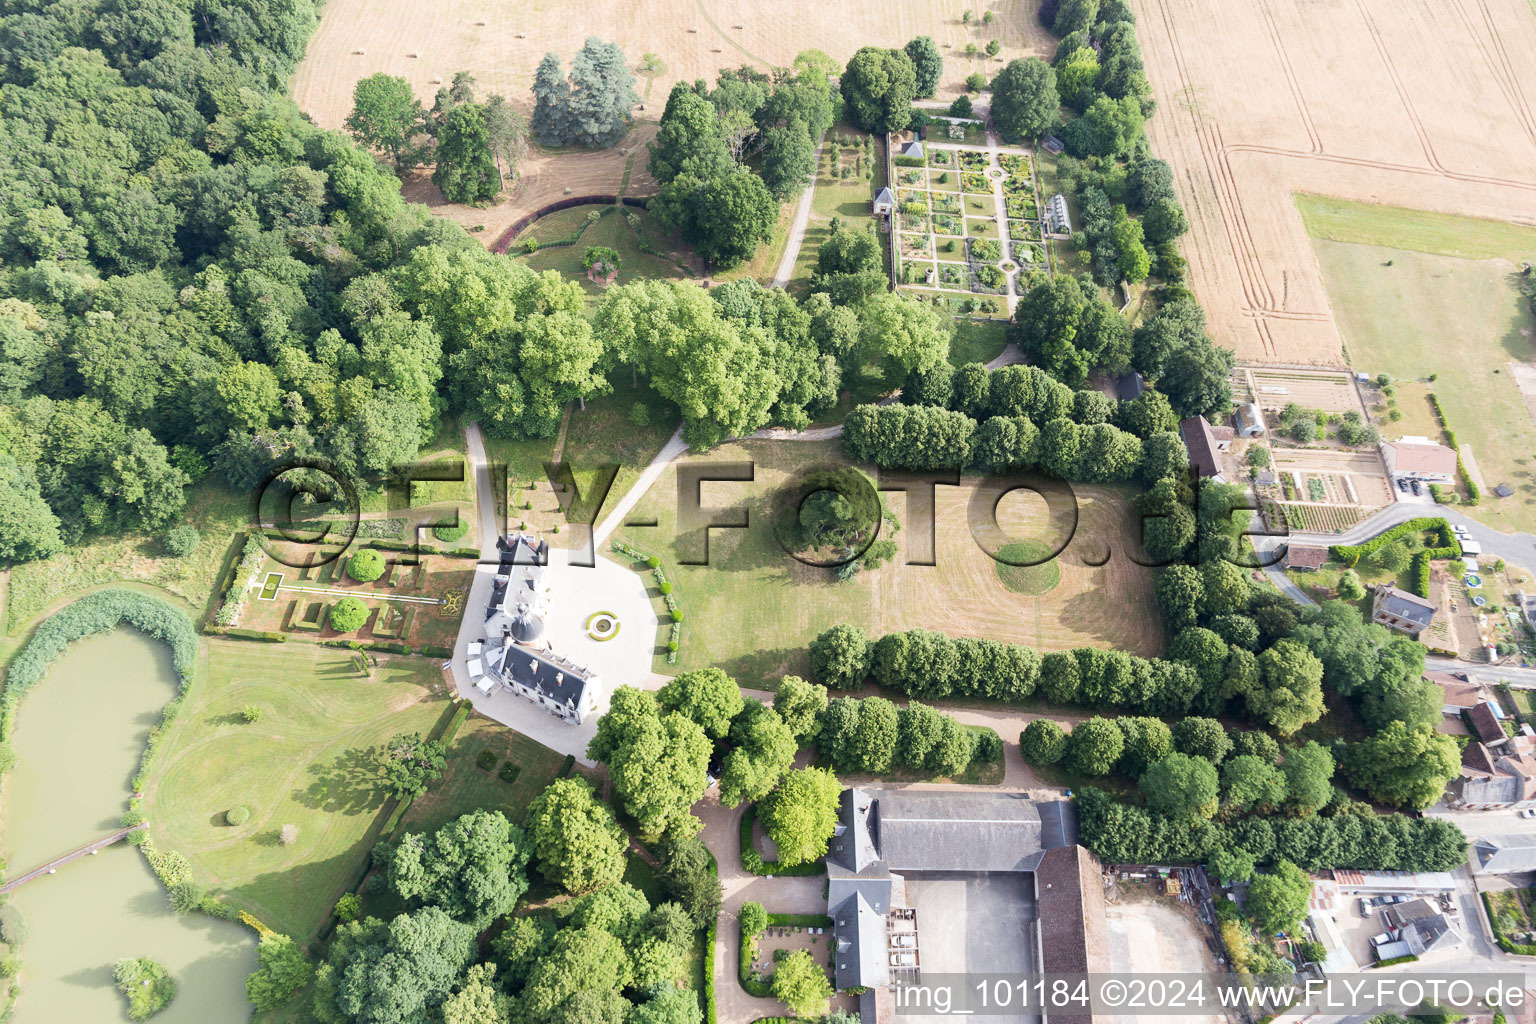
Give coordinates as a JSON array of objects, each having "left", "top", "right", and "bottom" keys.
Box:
[
  {"left": 769, "top": 137, "right": 825, "bottom": 290},
  {"left": 1291, "top": 499, "right": 1536, "bottom": 573}
]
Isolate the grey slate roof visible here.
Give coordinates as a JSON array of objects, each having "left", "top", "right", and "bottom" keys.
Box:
[
  {"left": 875, "top": 791, "right": 1045, "bottom": 872},
  {"left": 832, "top": 892, "right": 890, "bottom": 991},
  {"left": 1387, "top": 899, "right": 1461, "bottom": 956},
  {"left": 490, "top": 642, "right": 590, "bottom": 710},
  {"left": 1180, "top": 416, "right": 1224, "bottom": 479},
  {"left": 873, "top": 186, "right": 895, "bottom": 207},
  {"left": 828, "top": 788, "right": 883, "bottom": 873},
  {"left": 1471, "top": 834, "right": 1536, "bottom": 875},
  {"left": 1374, "top": 585, "right": 1436, "bottom": 628}
]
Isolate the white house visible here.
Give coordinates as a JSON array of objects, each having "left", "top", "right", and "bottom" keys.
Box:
[{"left": 1381, "top": 438, "right": 1457, "bottom": 483}]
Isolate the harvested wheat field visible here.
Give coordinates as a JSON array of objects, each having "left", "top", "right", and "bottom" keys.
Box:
[
  {"left": 291, "top": 0, "right": 1054, "bottom": 243},
  {"left": 1134, "top": 0, "right": 1536, "bottom": 364}
]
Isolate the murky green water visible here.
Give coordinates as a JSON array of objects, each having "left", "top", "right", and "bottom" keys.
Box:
[{"left": 2, "top": 630, "right": 255, "bottom": 1022}]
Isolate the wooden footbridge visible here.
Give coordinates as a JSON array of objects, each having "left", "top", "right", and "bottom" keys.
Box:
[{"left": 0, "top": 823, "right": 147, "bottom": 894}]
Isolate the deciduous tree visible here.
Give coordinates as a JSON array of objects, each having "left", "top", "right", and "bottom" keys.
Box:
[
  {"left": 346, "top": 74, "right": 426, "bottom": 169},
  {"left": 524, "top": 779, "right": 628, "bottom": 894},
  {"left": 990, "top": 59, "right": 1059, "bottom": 143},
  {"left": 758, "top": 766, "right": 842, "bottom": 866}
]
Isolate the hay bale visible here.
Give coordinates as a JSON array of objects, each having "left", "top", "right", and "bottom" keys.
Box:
[
  {"left": 563, "top": 187, "right": 573, "bottom": 194},
  {"left": 407, "top": 52, "right": 418, "bottom": 58},
  {"left": 352, "top": 48, "right": 366, "bottom": 55},
  {"left": 687, "top": 27, "right": 698, "bottom": 33}
]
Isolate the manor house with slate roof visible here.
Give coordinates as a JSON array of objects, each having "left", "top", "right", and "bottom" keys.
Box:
[{"left": 466, "top": 533, "right": 602, "bottom": 725}]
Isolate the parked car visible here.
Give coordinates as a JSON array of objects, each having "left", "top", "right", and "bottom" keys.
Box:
[
  {"left": 1397, "top": 478, "right": 1409, "bottom": 493},
  {"left": 1411, "top": 479, "right": 1423, "bottom": 496},
  {"left": 1519, "top": 808, "right": 1536, "bottom": 819},
  {"left": 1371, "top": 931, "right": 1394, "bottom": 947}
]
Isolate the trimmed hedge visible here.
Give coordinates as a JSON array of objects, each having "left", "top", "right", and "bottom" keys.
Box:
[
  {"left": 766, "top": 913, "right": 833, "bottom": 929},
  {"left": 1329, "top": 517, "right": 1453, "bottom": 567},
  {"left": 1408, "top": 551, "right": 1432, "bottom": 598},
  {"left": 1428, "top": 393, "right": 1480, "bottom": 504},
  {"left": 893, "top": 155, "right": 924, "bottom": 167},
  {"left": 1373, "top": 954, "right": 1420, "bottom": 968},
  {"left": 223, "top": 628, "right": 288, "bottom": 643},
  {"left": 739, "top": 805, "right": 827, "bottom": 877}
]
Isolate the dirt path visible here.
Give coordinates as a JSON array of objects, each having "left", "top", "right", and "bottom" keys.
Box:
[{"left": 770, "top": 137, "right": 826, "bottom": 289}]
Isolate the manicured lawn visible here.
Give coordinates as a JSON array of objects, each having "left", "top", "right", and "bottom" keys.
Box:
[
  {"left": 966, "top": 217, "right": 1000, "bottom": 240},
  {"left": 391, "top": 716, "right": 591, "bottom": 837},
  {"left": 613, "top": 441, "right": 1160, "bottom": 683},
  {"left": 143, "top": 641, "right": 454, "bottom": 942},
  {"left": 1307, "top": 235, "right": 1536, "bottom": 534}
]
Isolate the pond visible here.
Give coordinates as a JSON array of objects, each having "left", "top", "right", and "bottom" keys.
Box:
[{"left": 1, "top": 629, "right": 256, "bottom": 1023}]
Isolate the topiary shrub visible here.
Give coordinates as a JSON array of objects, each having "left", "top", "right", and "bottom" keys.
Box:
[
  {"left": 347, "top": 548, "right": 385, "bottom": 583},
  {"left": 226, "top": 806, "right": 250, "bottom": 826},
  {"left": 659, "top": 581, "right": 673, "bottom": 594},
  {"left": 432, "top": 520, "right": 469, "bottom": 543},
  {"left": 329, "top": 597, "right": 369, "bottom": 633}
]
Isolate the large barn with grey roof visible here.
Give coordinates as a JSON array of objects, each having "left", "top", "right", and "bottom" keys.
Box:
[{"left": 825, "top": 788, "right": 1111, "bottom": 1023}]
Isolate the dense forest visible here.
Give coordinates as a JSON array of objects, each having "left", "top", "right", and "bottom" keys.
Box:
[{"left": 0, "top": 0, "right": 486, "bottom": 558}]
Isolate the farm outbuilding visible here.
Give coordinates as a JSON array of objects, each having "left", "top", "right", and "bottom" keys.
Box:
[
  {"left": 872, "top": 186, "right": 895, "bottom": 218},
  {"left": 1234, "top": 402, "right": 1266, "bottom": 437},
  {"left": 1284, "top": 545, "right": 1328, "bottom": 571}
]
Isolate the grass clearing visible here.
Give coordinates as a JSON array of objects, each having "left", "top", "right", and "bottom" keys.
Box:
[
  {"left": 143, "top": 641, "right": 453, "bottom": 943},
  {"left": 949, "top": 320, "right": 1009, "bottom": 366},
  {"left": 1307, "top": 235, "right": 1536, "bottom": 535},
  {"left": 512, "top": 205, "right": 695, "bottom": 302},
  {"left": 2, "top": 484, "right": 246, "bottom": 644},
  {"left": 1296, "top": 195, "right": 1536, "bottom": 263},
  {"left": 560, "top": 372, "right": 683, "bottom": 517},
  {"left": 613, "top": 441, "right": 1159, "bottom": 684}
]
